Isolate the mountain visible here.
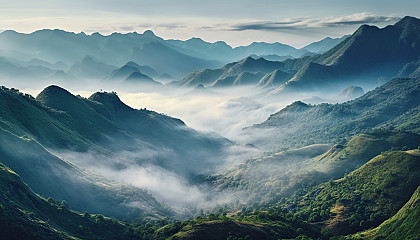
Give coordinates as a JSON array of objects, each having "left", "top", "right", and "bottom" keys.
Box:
[
  {"left": 124, "top": 72, "right": 162, "bottom": 86},
  {"left": 398, "top": 58, "right": 420, "bottom": 78},
  {"left": 271, "top": 16, "right": 420, "bottom": 93},
  {"left": 233, "top": 42, "right": 309, "bottom": 59},
  {"left": 129, "top": 41, "right": 221, "bottom": 78},
  {"left": 351, "top": 184, "right": 420, "bottom": 240},
  {"left": 292, "top": 150, "right": 420, "bottom": 235},
  {"left": 301, "top": 35, "right": 350, "bottom": 53},
  {"left": 172, "top": 56, "right": 290, "bottom": 87},
  {"left": 125, "top": 61, "right": 159, "bottom": 78},
  {"left": 0, "top": 28, "right": 333, "bottom": 82},
  {"left": 0, "top": 162, "right": 153, "bottom": 240},
  {"left": 23, "top": 58, "right": 67, "bottom": 70},
  {"left": 213, "top": 129, "right": 420, "bottom": 208},
  {"left": 245, "top": 77, "right": 420, "bottom": 150},
  {"left": 29, "top": 85, "right": 229, "bottom": 175},
  {"left": 166, "top": 37, "right": 234, "bottom": 62},
  {"left": 257, "top": 69, "right": 294, "bottom": 89},
  {"left": 0, "top": 86, "right": 169, "bottom": 219},
  {"left": 335, "top": 85, "right": 364, "bottom": 101},
  {"left": 107, "top": 64, "right": 141, "bottom": 81},
  {"left": 68, "top": 55, "right": 117, "bottom": 79}
]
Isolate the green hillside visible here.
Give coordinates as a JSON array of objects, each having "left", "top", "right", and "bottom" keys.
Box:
[
  {"left": 292, "top": 150, "right": 420, "bottom": 236},
  {"left": 247, "top": 77, "right": 420, "bottom": 151},
  {"left": 213, "top": 129, "right": 420, "bottom": 208},
  {"left": 0, "top": 162, "right": 144, "bottom": 240},
  {"left": 349, "top": 185, "right": 420, "bottom": 240}
]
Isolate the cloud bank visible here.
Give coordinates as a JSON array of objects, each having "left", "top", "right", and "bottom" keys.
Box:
[{"left": 229, "top": 12, "right": 401, "bottom": 31}]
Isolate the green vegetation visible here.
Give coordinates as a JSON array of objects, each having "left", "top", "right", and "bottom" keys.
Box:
[
  {"left": 292, "top": 150, "right": 420, "bottom": 235},
  {"left": 249, "top": 77, "right": 420, "bottom": 150},
  {"left": 0, "top": 162, "right": 138, "bottom": 240},
  {"left": 213, "top": 129, "right": 420, "bottom": 209}
]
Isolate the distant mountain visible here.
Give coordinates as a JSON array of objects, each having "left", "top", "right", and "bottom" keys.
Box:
[
  {"left": 68, "top": 55, "right": 117, "bottom": 79},
  {"left": 245, "top": 77, "right": 420, "bottom": 150},
  {"left": 271, "top": 16, "right": 420, "bottom": 93},
  {"left": 166, "top": 37, "right": 234, "bottom": 62},
  {"left": 47, "top": 70, "right": 78, "bottom": 81},
  {"left": 129, "top": 41, "right": 221, "bottom": 78},
  {"left": 249, "top": 54, "right": 294, "bottom": 62},
  {"left": 108, "top": 64, "right": 140, "bottom": 81},
  {"left": 183, "top": 84, "right": 220, "bottom": 96},
  {"left": 24, "top": 58, "right": 68, "bottom": 70},
  {"left": 233, "top": 42, "right": 309, "bottom": 60},
  {"left": 173, "top": 56, "right": 290, "bottom": 87},
  {"left": 0, "top": 28, "right": 328, "bottom": 81},
  {"left": 125, "top": 61, "right": 159, "bottom": 78},
  {"left": 301, "top": 35, "right": 350, "bottom": 53},
  {"left": 124, "top": 72, "right": 162, "bottom": 86},
  {"left": 335, "top": 85, "right": 364, "bottom": 101}
]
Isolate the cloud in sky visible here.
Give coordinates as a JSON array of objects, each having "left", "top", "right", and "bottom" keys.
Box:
[{"left": 229, "top": 13, "right": 401, "bottom": 31}]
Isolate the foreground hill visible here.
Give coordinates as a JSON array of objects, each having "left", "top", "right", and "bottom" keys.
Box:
[
  {"left": 212, "top": 129, "right": 420, "bottom": 208},
  {"left": 0, "top": 163, "right": 151, "bottom": 240},
  {"left": 0, "top": 85, "right": 229, "bottom": 218},
  {"left": 245, "top": 77, "right": 420, "bottom": 150},
  {"left": 350, "top": 184, "right": 420, "bottom": 240}
]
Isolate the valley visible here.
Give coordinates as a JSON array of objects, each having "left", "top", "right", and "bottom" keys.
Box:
[{"left": 0, "top": 9, "right": 419, "bottom": 240}]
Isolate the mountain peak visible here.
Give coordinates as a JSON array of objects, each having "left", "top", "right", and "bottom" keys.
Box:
[
  {"left": 36, "top": 85, "right": 75, "bottom": 107},
  {"left": 143, "top": 30, "right": 156, "bottom": 37},
  {"left": 395, "top": 16, "right": 420, "bottom": 27}
]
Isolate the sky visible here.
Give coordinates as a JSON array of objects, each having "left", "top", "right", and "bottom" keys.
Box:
[{"left": 0, "top": 0, "right": 419, "bottom": 47}]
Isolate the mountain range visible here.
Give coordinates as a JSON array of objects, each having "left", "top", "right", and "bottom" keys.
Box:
[
  {"left": 0, "top": 28, "right": 348, "bottom": 82},
  {"left": 0, "top": 14, "right": 419, "bottom": 240},
  {"left": 171, "top": 17, "right": 420, "bottom": 96}
]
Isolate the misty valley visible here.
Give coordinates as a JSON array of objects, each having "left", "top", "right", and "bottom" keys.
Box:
[{"left": 0, "top": 16, "right": 420, "bottom": 240}]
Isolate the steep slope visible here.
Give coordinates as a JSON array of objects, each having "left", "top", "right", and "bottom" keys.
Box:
[
  {"left": 0, "top": 125, "right": 167, "bottom": 219},
  {"left": 246, "top": 77, "right": 420, "bottom": 150},
  {"left": 292, "top": 150, "right": 420, "bottom": 235},
  {"left": 213, "top": 130, "right": 419, "bottom": 208},
  {"left": 257, "top": 69, "right": 294, "bottom": 89},
  {"left": 349, "top": 184, "right": 420, "bottom": 240},
  {"left": 273, "top": 16, "right": 420, "bottom": 93},
  {"left": 0, "top": 85, "right": 229, "bottom": 217},
  {"left": 0, "top": 163, "right": 145, "bottom": 240}
]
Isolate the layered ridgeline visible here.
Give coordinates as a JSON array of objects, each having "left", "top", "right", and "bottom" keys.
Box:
[
  {"left": 244, "top": 77, "right": 420, "bottom": 151},
  {"left": 170, "top": 56, "right": 294, "bottom": 88},
  {"left": 270, "top": 16, "right": 420, "bottom": 93},
  {"left": 0, "top": 85, "right": 229, "bottom": 218},
  {"left": 0, "top": 29, "right": 343, "bottom": 81},
  {"left": 174, "top": 16, "right": 420, "bottom": 94}
]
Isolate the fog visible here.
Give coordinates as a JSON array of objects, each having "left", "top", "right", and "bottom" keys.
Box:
[{"left": 19, "top": 83, "right": 347, "bottom": 213}]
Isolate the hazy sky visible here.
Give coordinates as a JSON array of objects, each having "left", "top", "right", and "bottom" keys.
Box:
[{"left": 1, "top": 0, "right": 419, "bottom": 47}]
